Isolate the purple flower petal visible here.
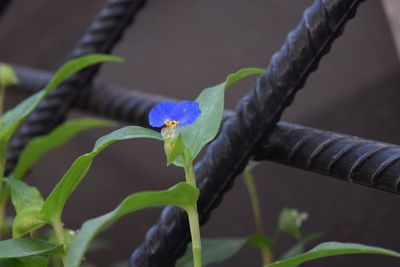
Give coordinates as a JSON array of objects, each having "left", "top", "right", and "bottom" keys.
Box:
[
  {"left": 171, "top": 101, "right": 202, "bottom": 126},
  {"left": 148, "top": 101, "right": 176, "bottom": 127}
]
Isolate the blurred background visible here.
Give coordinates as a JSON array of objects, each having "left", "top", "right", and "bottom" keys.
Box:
[{"left": 1, "top": 0, "right": 400, "bottom": 266}]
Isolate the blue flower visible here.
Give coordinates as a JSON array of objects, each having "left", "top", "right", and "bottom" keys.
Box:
[{"left": 149, "top": 101, "right": 201, "bottom": 138}]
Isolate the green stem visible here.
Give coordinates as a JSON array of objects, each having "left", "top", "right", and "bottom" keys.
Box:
[
  {"left": 187, "top": 206, "right": 202, "bottom": 267},
  {"left": 243, "top": 170, "right": 272, "bottom": 264},
  {"left": 52, "top": 218, "right": 66, "bottom": 263},
  {"left": 0, "top": 185, "right": 9, "bottom": 240},
  {"left": 183, "top": 156, "right": 202, "bottom": 267},
  {"left": 0, "top": 139, "right": 8, "bottom": 240},
  {"left": 0, "top": 199, "right": 5, "bottom": 239},
  {"left": 183, "top": 160, "right": 196, "bottom": 187},
  {"left": 244, "top": 171, "right": 264, "bottom": 236}
]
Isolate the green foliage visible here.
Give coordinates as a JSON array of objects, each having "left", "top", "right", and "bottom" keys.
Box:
[
  {"left": 278, "top": 208, "right": 306, "bottom": 240},
  {"left": 0, "top": 238, "right": 62, "bottom": 258},
  {"left": 0, "top": 64, "right": 18, "bottom": 90},
  {"left": 176, "top": 238, "right": 249, "bottom": 267},
  {"left": 0, "top": 54, "right": 122, "bottom": 142},
  {"left": 40, "top": 126, "right": 162, "bottom": 223},
  {"left": 6, "top": 178, "right": 45, "bottom": 237},
  {"left": 12, "top": 118, "right": 115, "bottom": 180},
  {"left": 180, "top": 68, "right": 264, "bottom": 161},
  {"left": 0, "top": 256, "right": 48, "bottom": 267},
  {"left": 67, "top": 182, "right": 199, "bottom": 267},
  {"left": 267, "top": 242, "right": 400, "bottom": 267},
  {"left": 247, "top": 234, "right": 272, "bottom": 250},
  {"left": 280, "top": 232, "right": 322, "bottom": 261},
  {"left": 164, "top": 135, "right": 185, "bottom": 165}
]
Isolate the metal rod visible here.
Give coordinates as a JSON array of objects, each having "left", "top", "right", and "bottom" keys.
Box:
[{"left": 12, "top": 64, "right": 399, "bottom": 195}]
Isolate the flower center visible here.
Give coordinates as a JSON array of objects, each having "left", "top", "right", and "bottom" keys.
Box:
[{"left": 165, "top": 119, "right": 179, "bottom": 129}]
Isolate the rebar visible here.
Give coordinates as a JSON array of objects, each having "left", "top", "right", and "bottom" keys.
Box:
[{"left": 130, "top": 0, "right": 366, "bottom": 266}]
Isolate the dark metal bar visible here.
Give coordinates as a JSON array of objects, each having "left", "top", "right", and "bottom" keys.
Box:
[
  {"left": 0, "top": 0, "right": 12, "bottom": 20},
  {"left": 130, "top": 1, "right": 366, "bottom": 266},
  {"left": 6, "top": 0, "right": 147, "bottom": 174},
  {"left": 7, "top": 1, "right": 369, "bottom": 264},
  {"left": 13, "top": 64, "right": 400, "bottom": 195},
  {"left": 255, "top": 122, "right": 400, "bottom": 193}
]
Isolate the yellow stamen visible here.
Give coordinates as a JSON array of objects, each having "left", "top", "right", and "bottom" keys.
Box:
[{"left": 165, "top": 119, "right": 179, "bottom": 129}]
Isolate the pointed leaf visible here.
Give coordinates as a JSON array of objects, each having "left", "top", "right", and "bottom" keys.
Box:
[
  {"left": 12, "top": 118, "right": 115, "bottom": 180},
  {"left": 7, "top": 178, "right": 44, "bottom": 213},
  {"left": 6, "top": 178, "right": 45, "bottom": 237},
  {"left": 40, "top": 126, "right": 162, "bottom": 223},
  {"left": 224, "top": 67, "right": 264, "bottom": 89},
  {"left": 0, "top": 54, "right": 122, "bottom": 141},
  {"left": 0, "top": 238, "right": 63, "bottom": 259},
  {"left": 181, "top": 68, "right": 264, "bottom": 160},
  {"left": 66, "top": 182, "right": 199, "bottom": 267},
  {"left": 267, "top": 242, "right": 400, "bottom": 267}
]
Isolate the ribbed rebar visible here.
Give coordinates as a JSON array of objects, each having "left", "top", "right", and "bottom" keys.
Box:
[
  {"left": 6, "top": 0, "right": 146, "bottom": 174},
  {"left": 255, "top": 122, "right": 400, "bottom": 193},
  {"left": 16, "top": 64, "right": 399, "bottom": 195},
  {"left": 129, "top": 1, "right": 366, "bottom": 266},
  {"left": 7, "top": 1, "right": 371, "bottom": 264}
]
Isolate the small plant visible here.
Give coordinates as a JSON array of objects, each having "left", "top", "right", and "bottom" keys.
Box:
[
  {"left": 176, "top": 164, "right": 400, "bottom": 267},
  {"left": 0, "top": 54, "right": 399, "bottom": 267}
]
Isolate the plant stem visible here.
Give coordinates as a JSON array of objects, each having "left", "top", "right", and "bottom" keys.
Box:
[
  {"left": 0, "top": 185, "right": 9, "bottom": 240},
  {"left": 53, "top": 219, "right": 66, "bottom": 245},
  {"left": 183, "top": 160, "right": 196, "bottom": 187},
  {"left": 244, "top": 171, "right": 264, "bottom": 236},
  {"left": 0, "top": 138, "right": 8, "bottom": 240},
  {"left": 0, "top": 198, "right": 5, "bottom": 240},
  {"left": 183, "top": 157, "right": 202, "bottom": 267},
  {"left": 243, "top": 170, "right": 272, "bottom": 264},
  {"left": 52, "top": 218, "right": 66, "bottom": 263},
  {"left": 187, "top": 206, "right": 202, "bottom": 267}
]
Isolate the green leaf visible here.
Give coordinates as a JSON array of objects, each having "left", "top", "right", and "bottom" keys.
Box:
[
  {"left": 246, "top": 234, "right": 272, "bottom": 249},
  {"left": 12, "top": 118, "right": 115, "bottom": 180},
  {"left": 180, "top": 68, "right": 264, "bottom": 161},
  {"left": 278, "top": 208, "right": 307, "bottom": 240},
  {"left": 0, "top": 238, "right": 63, "bottom": 259},
  {"left": 0, "top": 256, "right": 48, "bottom": 267},
  {"left": 0, "top": 54, "right": 122, "bottom": 141},
  {"left": 267, "top": 242, "right": 400, "bottom": 267},
  {"left": 164, "top": 135, "right": 185, "bottom": 166},
  {"left": 0, "top": 64, "right": 18, "bottom": 89},
  {"left": 224, "top": 67, "right": 264, "bottom": 89},
  {"left": 7, "top": 178, "right": 43, "bottom": 213},
  {"left": 176, "top": 238, "right": 248, "bottom": 267},
  {"left": 280, "top": 232, "right": 322, "bottom": 261},
  {"left": 66, "top": 182, "right": 199, "bottom": 267},
  {"left": 40, "top": 126, "right": 162, "bottom": 223},
  {"left": 6, "top": 178, "right": 45, "bottom": 237}
]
